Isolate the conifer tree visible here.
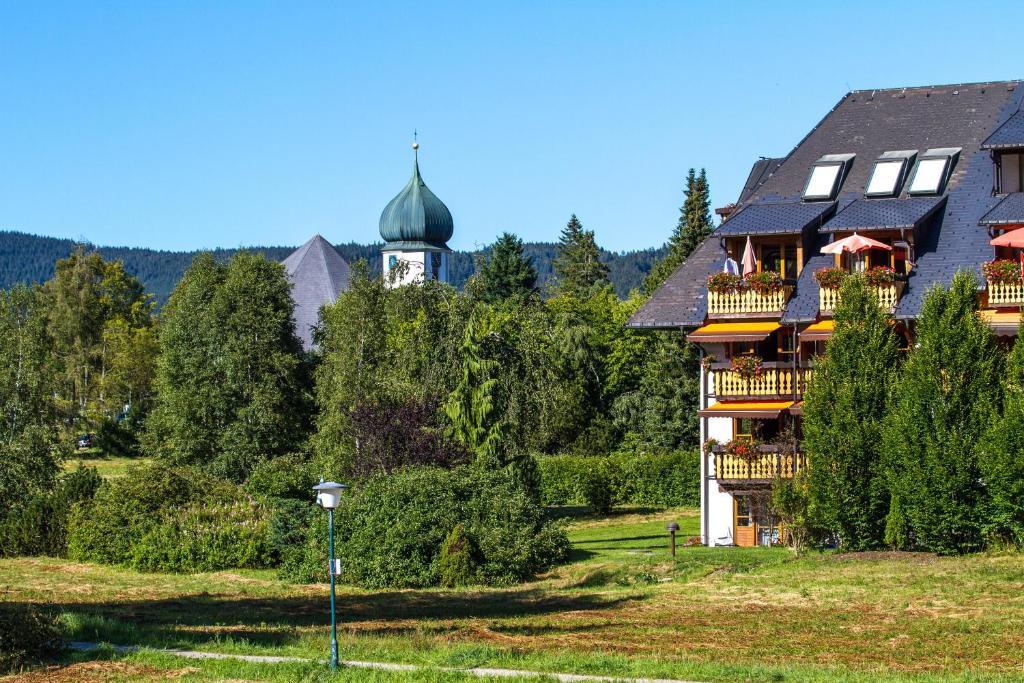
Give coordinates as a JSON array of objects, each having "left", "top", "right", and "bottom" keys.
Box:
[
  {"left": 882, "top": 271, "right": 1001, "bottom": 554},
  {"left": 475, "top": 232, "right": 538, "bottom": 303},
  {"left": 803, "top": 275, "right": 900, "bottom": 549},
  {"left": 552, "top": 215, "right": 609, "bottom": 297},
  {"left": 644, "top": 168, "right": 715, "bottom": 294},
  {"left": 979, "top": 317, "right": 1024, "bottom": 545}
]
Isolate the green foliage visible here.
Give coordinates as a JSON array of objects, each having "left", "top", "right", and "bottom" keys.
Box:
[
  {"left": 145, "top": 252, "right": 311, "bottom": 481},
  {"left": 267, "top": 497, "right": 317, "bottom": 578},
  {"left": 128, "top": 501, "right": 273, "bottom": 573},
  {"left": 445, "top": 311, "right": 507, "bottom": 466},
  {"left": 536, "top": 451, "right": 699, "bottom": 508},
  {"left": 95, "top": 416, "right": 140, "bottom": 458},
  {"left": 552, "top": 214, "right": 610, "bottom": 297},
  {"left": 978, "top": 317, "right": 1024, "bottom": 546},
  {"left": 803, "top": 275, "right": 901, "bottom": 550},
  {"left": 294, "top": 466, "right": 568, "bottom": 588},
  {"left": 245, "top": 453, "right": 317, "bottom": 501},
  {"left": 67, "top": 461, "right": 268, "bottom": 571},
  {"left": 884, "top": 494, "right": 910, "bottom": 551},
  {"left": 0, "top": 603, "right": 62, "bottom": 673},
  {"left": 644, "top": 168, "right": 715, "bottom": 294},
  {"left": 771, "top": 471, "right": 811, "bottom": 555},
  {"left": 0, "top": 465, "right": 101, "bottom": 557},
  {"left": 882, "top": 271, "right": 1002, "bottom": 554},
  {"left": 439, "top": 523, "right": 478, "bottom": 587},
  {"left": 0, "top": 286, "right": 63, "bottom": 525},
  {"left": 473, "top": 232, "right": 538, "bottom": 303},
  {"left": 582, "top": 461, "right": 616, "bottom": 514}
]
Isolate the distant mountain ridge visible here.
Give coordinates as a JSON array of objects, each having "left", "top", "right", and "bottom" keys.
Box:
[{"left": 0, "top": 230, "right": 666, "bottom": 303}]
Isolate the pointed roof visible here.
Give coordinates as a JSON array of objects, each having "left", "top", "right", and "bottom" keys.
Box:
[
  {"left": 379, "top": 147, "right": 454, "bottom": 249},
  {"left": 282, "top": 234, "right": 350, "bottom": 350}
]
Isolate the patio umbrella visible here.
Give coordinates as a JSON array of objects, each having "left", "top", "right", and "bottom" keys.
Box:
[
  {"left": 820, "top": 232, "right": 893, "bottom": 255},
  {"left": 741, "top": 236, "right": 757, "bottom": 276},
  {"left": 990, "top": 229, "right": 1024, "bottom": 248}
]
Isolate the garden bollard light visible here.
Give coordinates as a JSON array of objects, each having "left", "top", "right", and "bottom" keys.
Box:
[
  {"left": 313, "top": 479, "right": 347, "bottom": 669},
  {"left": 666, "top": 522, "right": 680, "bottom": 557}
]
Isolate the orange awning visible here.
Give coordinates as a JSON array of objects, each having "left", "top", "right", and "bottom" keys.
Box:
[
  {"left": 979, "top": 310, "right": 1020, "bottom": 336},
  {"left": 800, "top": 319, "right": 835, "bottom": 342},
  {"left": 990, "top": 229, "right": 1024, "bottom": 248},
  {"left": 698, "top": 400, "right": 794, "bottom": 418},
  {"left": 687, "top": 322, "right": 781, "bottom": 343}
]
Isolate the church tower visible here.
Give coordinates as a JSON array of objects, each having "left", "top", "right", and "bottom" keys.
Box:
[{"left": 378, "top": 142, "right": 454, "bottom": 287}]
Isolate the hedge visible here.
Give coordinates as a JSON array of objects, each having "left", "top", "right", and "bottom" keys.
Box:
[{"left": 537, "top": 451, "right": 699, "bottom": 509}]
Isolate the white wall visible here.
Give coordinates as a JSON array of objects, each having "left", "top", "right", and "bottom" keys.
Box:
[
  {"left": 382, "top": 250, "right": 448, "bottom": 287},
  {"left": 698, "top": 345, "right": 736, "bottom": 547}
]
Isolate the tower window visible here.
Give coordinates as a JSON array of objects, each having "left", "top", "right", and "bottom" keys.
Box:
[
  {"left": 431, "top": 252, "right": 442, "bottom": 279},
  {"left": 388, "top": 255, "right": 398, "bottom": 270}
]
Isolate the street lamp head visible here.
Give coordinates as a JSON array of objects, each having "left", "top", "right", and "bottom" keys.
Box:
[
  {"left": 666, "top": 522, "right": 680, "bottom": 533},
  {"left": 313, "top": 479, "right": 347, "bottom": 510}
]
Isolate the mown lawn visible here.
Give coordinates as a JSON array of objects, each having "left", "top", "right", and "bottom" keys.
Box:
[
  {"left": 3, "top": 507, "right": 1024, "bottom": 682},
  {"left": 63, "top": 451, "right": 151, "bottom": 479}
]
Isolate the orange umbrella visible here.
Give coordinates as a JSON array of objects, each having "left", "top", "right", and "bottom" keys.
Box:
[
  {"left": 821, "top": 232, "right": 893, "bottom": 255},
  {"left": 990, "top": 229, "right": 1024, "bottom": 248}
]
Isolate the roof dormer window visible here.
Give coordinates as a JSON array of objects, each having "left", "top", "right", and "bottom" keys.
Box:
[
  {"left": 803, "top": 154, "right": 854, "bottom": 201},
  {"left": 907, "top": 147, "right": 961, "bottom": 195},
  {"left": 865, "top": 150, "right": 917, "bottom": 197}
]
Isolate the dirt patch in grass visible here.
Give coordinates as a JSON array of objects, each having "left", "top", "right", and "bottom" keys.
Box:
[
  {"left": 3, "top": 660, "right": 196, "bottom": 682},
  {"left": 829, "top": 551, "right": 938, "bottom": 563}
]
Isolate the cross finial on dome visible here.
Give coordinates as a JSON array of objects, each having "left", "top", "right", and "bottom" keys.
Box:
[{"left": 412, "top": 129, "right": 419, "bottom": 158}]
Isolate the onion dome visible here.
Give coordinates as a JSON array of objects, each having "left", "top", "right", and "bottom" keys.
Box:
[{"left": 379, "top": 144, "right": 454, "bottom": 249}]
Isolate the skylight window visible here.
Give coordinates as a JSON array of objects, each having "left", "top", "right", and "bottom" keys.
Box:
[
  {"left": 865, "top": 150, "right": 916, "bottom": 197},
  {"left": 907, "top": 148, "right": 961, "bottom": 195},
  {"left": 803, "top": 154, "right": 854, "bottom": 201}
]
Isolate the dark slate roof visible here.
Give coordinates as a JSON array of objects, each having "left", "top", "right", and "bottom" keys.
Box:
[
  {"left": 980, "top": 193, "right": 1024, "bottom": 226},
  {"left": 626, "top": 237, "right": 726, "bottom": 329},
  {"left": 982, "top": 109, "right": 1024, "bottom": 149},
  {"left": 379, "top": 154, "right": 454, "bottom": 249},
  {"left": 820, "top": 196, "right": 946, "bottom": 232},
  {"left": 781, "top": 243, "right": 833, "bottom": 324},
  {"left": 282, "top": 235, "right": 351, "bottom": 350},
  {"left": 715, "top": 200, "right": 835, "bottom": 236},
  {"left": 738, "top": 158, "right": 784, "bottom": 203}
]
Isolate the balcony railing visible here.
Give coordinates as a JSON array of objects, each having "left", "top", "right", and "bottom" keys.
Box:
[
  {"left": 987, "top": 280, "right": 1024, "bottom": 306},
  {"left": 707, "top": 286, "right": 792, "bottom": 317},
  {"left": 710, "top": 364, "right": 813, "bottom": 398},
  {"left": 819, "top": 282, "right": 903, "bottom": 314},
  {"left": 713, "top": 446, "right": 807, "bottom": 481}
]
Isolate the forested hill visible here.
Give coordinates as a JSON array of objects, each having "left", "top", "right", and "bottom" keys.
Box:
[{"left": 0, "top": 230, "right": 665, "bottom": 303}]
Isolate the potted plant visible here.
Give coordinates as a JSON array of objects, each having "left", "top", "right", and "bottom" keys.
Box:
[
  {"left": 730, "top": 355, "right": 764, "bottom": 381},
  {"left": 864, "top": 265, "right": 896, "bottom": 287},
  {"left": 814, "top": 267, "right": 847, "bottom": 290},
  {"left": 706, "top": 272, "right": 744, "bottom": 294},
  {"left": 744, "top": 270, "right": 784, "bottom": 295},
  {"left": 982, "top": 259, "right": 1022, "bottom": 285},
  {"left": 724, "top": 436, "right": 761, "bottom": 462}
]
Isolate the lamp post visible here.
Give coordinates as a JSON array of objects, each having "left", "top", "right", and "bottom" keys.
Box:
[
  {"left": 313, "top": 479, "right": 347, "bottom": 669},
  {"left": 666, "top": 522, "right": 680, "bottom": 557}
]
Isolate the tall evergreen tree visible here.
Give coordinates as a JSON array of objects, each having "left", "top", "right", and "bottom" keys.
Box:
[
  {"left": 145, "top": 252, "right": 310, "bottom": 481},
  {"left": 445, "top": 312, "right": 507, "bottom": 467},
  {"left": 644, "top": 168, "right": 715, "bottom": 294},
  {"left": 474, "top": 233, "right": 538, "bottom": 303},
  {"left": 882, "top": 271, "right": 1002, "bottom": 554},
  {"left": 979, "top": 317, "right": 1024, "bottom": 545},
  {"left": 802, "top": 275, "right": 901, "bottom": 549},
  {"left": 552, "top": 215, "right": 609, "bottom": 297}
]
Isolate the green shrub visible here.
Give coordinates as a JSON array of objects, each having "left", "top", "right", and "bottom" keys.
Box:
[
  {"left": 129, "top": 501, "right": 273, "bottom": 573},
  {"left": 439, "top": 523, "right": 477, "bottom": 587},
  {"left": 537, "top": 451, "right": 699, "bottom": 509},
  {"left": 68, "top": 461, "right": 270, "bottom": 572},
  {"left": 0, "top": 603, "right": 62, "bottom": 673},
  {"left": 0, "top": 466, "right": 102, "bottom": 557},
  {"left": 268, "top": 497, "right": 317, "bottom": 576},
  {"left": 291, "top": 466, "right": 569, "bottom": 588},
  {"left": 245, "top": 453, "right": 317, "bottom": 501},
  {"left": 582, "top": 463, "right": 614, "bottom": 514},
  {"left": 96, "top": 417, "right": 140, "bottom": 458}
]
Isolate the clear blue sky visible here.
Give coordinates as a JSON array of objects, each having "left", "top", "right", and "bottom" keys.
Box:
[{"left": 1, "top": 2, "right": 1020, "bottom": 253}]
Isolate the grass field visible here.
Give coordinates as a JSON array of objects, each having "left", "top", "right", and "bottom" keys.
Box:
[
  {"left": 62, "top": 450, "right": 151, "bottom": 479},
  {"left": 3, "top": 507, "right": 1024, "bottom": 682}
]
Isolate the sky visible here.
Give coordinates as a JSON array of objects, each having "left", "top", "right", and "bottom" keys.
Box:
[{"left": 1, "top": 2, "right": 1021, "bottom": 254}]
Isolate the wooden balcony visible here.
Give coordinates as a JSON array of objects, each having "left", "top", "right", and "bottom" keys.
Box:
[
  {"left": 987, "top": 280, "right": 1024, "bottom": 307},
  {"left": 713, "top": 446, "right": 807, "bottom": 483},
  {"left": 707, "top": 286, "right": 792, "bottom": 317},
  {"left": 710, "top": 363, "right": 813, "bottom": 399},
  {"left": 819, "top": 282, "right": 903, "bottom": 315}
]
